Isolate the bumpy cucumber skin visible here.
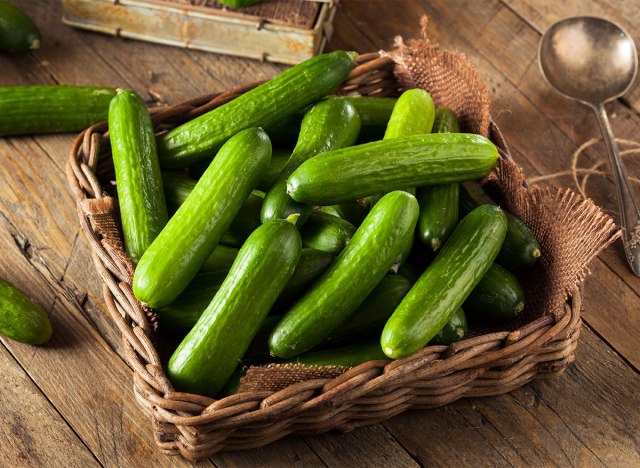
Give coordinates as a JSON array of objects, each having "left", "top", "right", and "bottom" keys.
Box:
[
  {"left": 384, "top": 89, "right": 435, "bottom": 139},
  {"left": 432, "top": 108, "right": 461, "bottom": 133},
  {"left": 460, "top": 182, "right": 541, "bottom": 269},
  {"left": 0, "top": 1, "right": 40, "bottom": 53},
  {"left": 269, "top": 191, "right": 419, "bottom": 359},
  {"left": 429, "top": 307, "right": 467, "bottom": 345},
  {"left": 464, "top": 263, "right": 525, "bottom": 323},
  {"left": 0, "top": 277, "right": 52, "bottom": 345},
  {"left": 109, "top": 89, "right": 168, "bottom": 264},
  {"left": 133, "top": 128, "right": 271, "bottom": 308},
  {"left": 0, "top": 85, "right": 116, "bottom": 136},
  {"left": 381, "top": 205, "right": 507, "bottom": 359},
  {"left": 201, "top": 245, "right": 239, "bottom": 272},
  {"left": 286, "top": 342, "right": 389, "bottom": 367},
  {"left": 168, "top": 219, "right": 301, "bottom": 396},
  {"left": 261, "top": 98, "right": 361, "bottom": 225},
  {"left": 288, "top": 133, "right": 499, "bottom": 206},
  {"left": 157, "top": 51, "right": 357, "bottom": 168},
  {"left": 317, "top": 201, "right": 368, "bottom": 226},
  {"left": 300, "top": 212, "right": 357, "bottom": 255},
  {"left": 325, "top": 274, "right": 412, "bottom": 345}
]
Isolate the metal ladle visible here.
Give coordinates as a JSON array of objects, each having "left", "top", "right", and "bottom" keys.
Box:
[{"left": 539, "top": 16, "right": 640, "bottom": 276}]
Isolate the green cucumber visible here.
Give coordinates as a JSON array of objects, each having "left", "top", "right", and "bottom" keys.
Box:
[
  {"left": 201, "top": 245, "right": 239, "bottom": 273},
  {"left": 219, "top": 0, "right": 261, "bottom": 7},
  {"left": 286, "top": 342, "right": 389, "bottom": 367},
  {"left": 133, "top": 127, "right": 271, "bottom": 308},
  {"left": 460, "top": 182, "right": 541, "bottom": 269},
  {"left": 157, "top": 51, "right": 357, "bottom": 168},
  {"left": 429, "top": 308, "right": 467, "bottom": 346},
  {"left": 324, "top": 274, "right": 412, "bottom": 345},
  {"left": 381, "top": 205, "right": 507, "bottom": 359},
  {"left": 274, "top": 248, "right": 335, "bottom": 307},
  {"left": 300, "top": 212, "right": 357, "bottom": 255},
  {"left": 464, "top": 263, "right": 525, "bottom": 323},
  {"left": 0, "top": 85, "right": 116, "bottom": 136},
  {"left": 0, "top": 1, "right": 40, "bottom": 53},
  {"left": 0, "top": 277, "right": 52, "bottom": 345},
  {"left": 342, "top": 96, "right": 397, "bottom": 143},
  {"left": 269, "top": 191, "right": 419, "bottom": 358},
  {"left": 416, "top": 107, "right": 461, "bottom": 251},
  {"left": 391, "top": 232, "right": 414, "bottom": 273},
  {"left": 109, "top": 89, "right": 168, "bottom": 264},
  {"left": 317, "top": 201, "right": 368, "bottom": 226},
  {"left": 261, "top": 97, "right": 361, "bottom": 225},
  {"left": 161, "top": 172, "right": 196, "bottom": 213},
  {"left": 168, "top": 217, "right": 301, "bottom": 396},
  {"left": 288, "top": 133, "right": 499, "bottom": 205},
  {"left": 383, "top": 89, "right": 435, "bottom": 139}
]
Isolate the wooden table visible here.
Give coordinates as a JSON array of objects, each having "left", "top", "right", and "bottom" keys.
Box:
[{"left": 2, "top": 1, "right": 639, "bottom": 466}]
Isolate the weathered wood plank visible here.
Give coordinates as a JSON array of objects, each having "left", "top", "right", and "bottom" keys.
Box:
[{"left": 212, "top": 437, "right": 326, "bottom": 467}]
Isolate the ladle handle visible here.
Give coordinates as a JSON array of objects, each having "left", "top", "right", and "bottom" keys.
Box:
[{"left": 593, "top": 103, "right": 640, "bottom": 276}]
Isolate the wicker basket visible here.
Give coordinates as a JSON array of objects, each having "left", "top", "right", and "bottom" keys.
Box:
[{"left": 67, "top": 52, "right": 597, "bottom": 461}]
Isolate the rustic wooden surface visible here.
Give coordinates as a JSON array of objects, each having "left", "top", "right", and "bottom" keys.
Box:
[{"left": 1, "top": 0, "right": 639, "bottom": 466}]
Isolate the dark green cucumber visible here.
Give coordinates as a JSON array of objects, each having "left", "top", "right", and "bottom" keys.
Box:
[
  {"left": 416, "top": 107, "right": 461, "bottom": 251},
  {"left": 460, "top": 182, "right": 541, "bottom": 269},
  {"left": 109, "top": 89, "right": 168, "bottom": 264},
  {"left": 342, "top": 96, "right": 397, "bottom": 143},
  {"left": 432, "top": 107, "right": 461, "bottom": 133},
  {"left": 161, "top": 172, "right": 196, "bottom": 213},
  {"left": 269, "top": 191, "right": 419, "bottom": 358},
  {"left": 300, "top": 212, "right": 357, "bottom": 255},
  {"left": 219, "top": 0, "right": 260, "bottom": 7},
  {"left": 381, "top": 205, "right": 507, "bottom": 359},
  {"left": 429, "top": 307, "right": 467, "bottom": 346},
  {"left": 383, "top": 88, "right": 435, "bottom": 139},
  {"left": 285, "top": 342, "right": 389, "bottom": 367},
  {"left": 0, "top": 277, "right": 52, "bottom": 345},
  {"left": 464, "top": 263, "right": 525, "bottom": 323},
  {"left": 324, "top": 275, "right": 412, "bottom": 345},
  {"left": 265, "top": 115, "right": 301, "bottom": 147},
  {"left": 133, "top": 127, "right": 271, "bottom": 308},
  {"left": 0, "top": 85, "right": 116, "bottom": 136},
  {"left": 288, "top": 133, "right": 499, "bottom": 205},
  {"left": 201, "top": 245, "right": 239, "bottom": 272},
  {"left": 317, "top": 200, "right": 368, "bottom": 226},
  {"left": 168, "top": 217, "right": 301, "bottom": 396},
  {"left": 0, "top": 1, "right": 40, "bottom": 53},
  {"left": 274, "top": 248, "right": 335, "bottom": 307},
  {"left": 261, "top": 97, "right": 361, "bottom": 225},
  {"left": 157, "top": 51, "right": 357, "bottom": 168}
]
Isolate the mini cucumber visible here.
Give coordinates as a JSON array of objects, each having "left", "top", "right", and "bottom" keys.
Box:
[
  {"left": 269, "top": 191, "right": 419, "bottom": 358},
  {"left": 157, "top": 51, "right": 357, "bottom": 168},
  {"left": 200, "top": 245, "right": 239, "bottom": 273},
  {"left": 274, "top": 248, "right": 335, "bottom": 307},
  {"left": 416, "top": 107, "right": 461, "bottom": 251},
  {"left": 429, "top": 308, "right": 467, "bottom": 346},
  {"left": 342, "top": 96, "right": 397, "bottom": 143},
  {"left": 109, "top": 89, "right": 168, "bottom": 264},
  {"left": 464, "top": 263, "right": 525, "bottom": 323},
  {"left": 133, "top": 127, "right": 271, "bottom": 308},
  {"left": 381, "top": 205, "right": 507, "bottom": 359},
  {"left": 0, "top": 277, "right": 52, "bottom": 345},
  {"left": 300, "top": 212, "right": 357, "bottom": 255},
  {"left": 288, "top": 133, "right": 499, "bottom": 206},
  {"left": 285, "top": 342, "right": 389, "bottom": 367},
  {"left": 0, "top": 85, "right": 116, "bottom": 136},
  {"left": 261, "top": 98, "right": 361, "bottom": 225},
  {"left": 0, "top": 1, "right": 40, "bottom": 53},
  {"left": 317, "top": 201, "right": 368, "bottom": 226},
  {"left": 219, "top": 0, "right": 260, "bottom": 7},
  {"left": 168, "top": 217, "right": 301, "bottom": 396},
  {"left": 460, "top": 182, "right": 541, "bottom": 269}
]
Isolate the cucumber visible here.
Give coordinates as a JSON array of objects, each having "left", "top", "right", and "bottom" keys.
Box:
[
  {"left": 324, "top": 274, "right": 412, "bottom": 345},
  {"left": 384, "top": 89, "right": 435, "bottom": 139},
  {"left": 460, "top": 182, "right": 541, "bottom": 269},
  {"left": 288, "top": 133, "right": 499, "bottom": 205},
  {"left": 429, "top": 307, "right": 467, "bottom": 346},
  {"left": 274, "top": 248, "right": 335, "bottom": 307},
  {"left": 261, "top": 97, "right": 361, "bottom": 225},
  {"left": 157, "top": 51, "right": 357, "bottom": 168},
  {"left": 0, "top": 1, "right": 40, "bottom": 53},
  {"left": 0, "top": 277, "right": 52, "bottom": 345},
  {"left": 300, "top": 212, "right": 357, "bottom": 255},
  {"left": 161, "top": 172, "right": 196, "bottom": 213},
  {"left": 201, "top": 245, "right": 239, "bottom": 273},
  {"left": 464, "top": 263, "right": 525, "bottom": 323},
  {"left": 317, "top": 201, "right": 368, "bottom": 226},
  {"left": 391, "top": 232, "right": 414, "bottom": 274},
  {"left": 0, "top": 85, "right": 116, "bottom": 136},
  {"left": 286, "top": 342, "right": 389, "bottom": 367},
  {"left": 109, "top": 89, "right": 168, "bottom": 264},
  {"left": 269, "top": 191, "right": 419, "bottom": 358},
  {"left": 133, "top": 127, "right": 271, "bottom": 308},
  {"left": 168, "top": 217, "right": 301, "bottom": 396},
  {"left": 342, "top": 96, "right": 397, "bottom": 143},
  {"left": 381, "top": 205, "right": 507, "bottom": 359},
  {"left": 219, "top": 0, "right": 261, "bottom": 7},
  {"left": 416, "top": 108, "right": 461, "bottom": 251}
]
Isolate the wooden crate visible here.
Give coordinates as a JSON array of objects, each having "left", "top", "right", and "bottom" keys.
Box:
[{"left": 61, "top": 0, "right": 339, "bottom": 64}]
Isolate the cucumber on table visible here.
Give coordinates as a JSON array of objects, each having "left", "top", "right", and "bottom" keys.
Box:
[
  {"left": 287, "top": 133, "right": 499, "bottom": 206},
  {"left": 261, "top": 97, "right": 361, "bottom": 225},
  {"left": 464, "top": 263, "right": 525, "bottom": 323},
  {"left": 133, "top": 127, "right": 271, "bottom": 308},
  {"left": 429, "top": 307, "right": 467, "bottom": 346},
  {"left": 269, "top": 191, "right": 419, "bottom": 359},
  {"left": 157, "top": 50, "right": 357, "bottom": 168},
  {"left": 0, "top": 277, "right": 52, "bottom": 345},
  {"left": 300, "top": 212, "right": 357, "bottom": 255},
  {"left": 109, "top": 89, "right": 168, "bottom": 264},
  {"left": 0, "top": 0, "right": 40, "bottom": 53},
  {"left": 381, "top": 204, "right": 507, "bottom": 359},
  {"left": 0, "top": 85, "right": 116, "bottom": 136},
  {"left": 168, "top": 217, "right": 301, "bottom": 396}
]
